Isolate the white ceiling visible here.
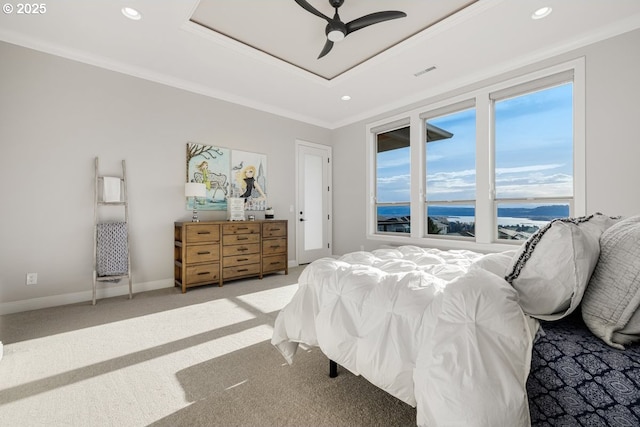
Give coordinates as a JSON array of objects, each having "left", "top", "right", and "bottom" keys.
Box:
[
  {"left": 190, "top": 0, "right": 476, "bottom": 80},
  {"left": 1, "top": 0, "right": 640, "bottom": 129}
]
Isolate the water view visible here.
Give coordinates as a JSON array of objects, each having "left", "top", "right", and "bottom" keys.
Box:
[{"left": 377, "top": 205, "right": 569, "bottom": 239}]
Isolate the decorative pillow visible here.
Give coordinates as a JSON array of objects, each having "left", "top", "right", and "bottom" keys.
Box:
[
  {"left": 505, "top": 214, "right": 606, "bottom": 320},
  {"left": 582, "top": 215, "right": 640, "bottom": 349}
]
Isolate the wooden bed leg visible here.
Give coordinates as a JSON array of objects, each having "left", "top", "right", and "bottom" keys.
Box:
[{"left": 329, "top": 360, "right": 338, "bottom": 378}]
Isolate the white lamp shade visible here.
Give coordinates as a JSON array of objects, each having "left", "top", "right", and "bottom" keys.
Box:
[{"left": 185, "top": 182, "right": 206, "bottom": 198}]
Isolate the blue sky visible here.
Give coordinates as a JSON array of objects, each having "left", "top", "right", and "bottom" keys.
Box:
[{"left": 377, "top": 83, "right": 573, "bottom": 204}]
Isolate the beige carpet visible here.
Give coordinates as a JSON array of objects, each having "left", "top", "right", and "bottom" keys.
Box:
[{"left": 0, "top": 268, "right": 416, "bottom": 426}]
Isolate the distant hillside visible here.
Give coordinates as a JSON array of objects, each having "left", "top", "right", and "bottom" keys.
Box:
[
  {"left": 422, "top": 205, "right": 569, "bottom": 221},
  {"left": 498, "top": 205, "right": 570, "bottom": 221}
]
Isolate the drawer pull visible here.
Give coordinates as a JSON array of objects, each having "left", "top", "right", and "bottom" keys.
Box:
[
  {"left": 238, "top": 247, "right": 248, "bottom": 252},
  {"left": 237, "top": 227, "right": 248, "bottom": 230},
  {"left": 197, "top": 271, "right": 210, "bottom": 275},
  {"left": 270, "top": 261, "right": 280, "bottom": 265},
  {"left": 270, "top": 245, "right": 280, "bottom": 249},
  {"left": 237, "top": 268, "right": 248, "bottom": 272},
  {"left": 197, "top": 251, "right": 210, "bottom": 255},
  {"left": 237, "top": 237, "right": 248, "bottom": 240},
  {"left": 238, "top": 258, "right": 249, "bottom": 261},
  {"left": 197, "top": 231, "right": 211, "bottom": 235}
]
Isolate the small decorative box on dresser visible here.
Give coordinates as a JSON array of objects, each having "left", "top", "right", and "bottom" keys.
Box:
[{"left": 174, "top": 220, "right": 288, "bottom": 293}]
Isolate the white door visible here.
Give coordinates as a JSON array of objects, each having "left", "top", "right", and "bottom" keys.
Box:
[{"left": 296, "top": 141, "right": 332, "bottom": 264}]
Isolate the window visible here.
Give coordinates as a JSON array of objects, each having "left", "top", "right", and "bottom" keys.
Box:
[
  {"left": 493, "top": 81, "right": 573, "bottom": 241},
  {"left": 366, "top": 59, "right": 585, "bottom": 249},
  {"left": 424, "top": 103, "right": 476, "bottom": 238},
  {"left": 376, "top": 125, "right": 411, "bottom": 234}
]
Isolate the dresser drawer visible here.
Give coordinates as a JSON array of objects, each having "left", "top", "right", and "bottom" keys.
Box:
[
  {"left": 223, "top": 253, "right": 261, "bottom": 268},
  {"left": 223, "top": 263, "right": 261, "bottom": 279},
  {"left": 185, "top": 263, "right": 220, "bottom": 285},
  {"left": 224, "top": 233, "right": 260, "bottom": 245},
  {"left": 185, "top": 224, "right": 220, "bottom": 243},
  {"left": 223, "top": 223, "right": 260, "bottom": 235},
  {"left": 185, "top": 244, "right": 219, "bottom": 264},
  {"left": 262, "top": 255, "right": 287, "bottom": 273},
  {"left": 222, "top": 243, "right": 260, "bottom": 257},
  {"left": 262, "top": 238, "right": 287, "bottom": 256},
  {"left": 263, "top": 222, "right": 286, "bottom": 238}
]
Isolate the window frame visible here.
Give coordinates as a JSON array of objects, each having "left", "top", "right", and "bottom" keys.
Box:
[
  {"left": 374, "top": 123, "right": 412, "bottom": 235},
  {"left": 421, "top": 99, "right": 477, "bottom": 240},
  {"left": 491, "top": 74, "right": 576, "bottom": 241},
  {"left": 365, "top": 58, "right": 585, "bottom": 252}
]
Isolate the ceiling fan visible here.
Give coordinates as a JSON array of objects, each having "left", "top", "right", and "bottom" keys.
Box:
[{"left": 294, "top": 0, "right": 407, "bottom": 59}]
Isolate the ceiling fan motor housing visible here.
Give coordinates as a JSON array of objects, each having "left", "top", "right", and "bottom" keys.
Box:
[{"left": 326, "top": 20, "right": 347, "bottom": 41}]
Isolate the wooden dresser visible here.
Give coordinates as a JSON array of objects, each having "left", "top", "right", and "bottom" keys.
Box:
[{"left": 174, "top": 220, "right": 288, "bottom": 293}]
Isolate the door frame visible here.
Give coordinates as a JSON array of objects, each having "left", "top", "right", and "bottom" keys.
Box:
[{"left": 295, "top": 139, "right": 333, "bottom": 264}]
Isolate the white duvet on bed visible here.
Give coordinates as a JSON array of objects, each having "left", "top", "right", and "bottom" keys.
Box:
[{"left": 272, "top": 246, "right": 538, "bottom": 427}]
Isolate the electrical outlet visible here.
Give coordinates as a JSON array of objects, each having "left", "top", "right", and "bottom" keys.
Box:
[{"left": 26, "top": 273, "right": 38, "bottom": 285}]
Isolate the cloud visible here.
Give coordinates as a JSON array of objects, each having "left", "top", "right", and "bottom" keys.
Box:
[
  {"left": 379, "top": 163, "right": 572, "bottom": 202},
  {"left": 496, "top": 164, "right": 564, "bottom": 175},
  {"left": 427, "top": 169, "right": 476, "bottom": 181},
  {"left": 377, "top": 174, "right": 411, "bottom": 202},
  {"left": 377, "top": 174, "right": 410, "bottom": 185}
]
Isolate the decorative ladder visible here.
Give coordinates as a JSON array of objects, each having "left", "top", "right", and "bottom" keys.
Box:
[{"left": 93, "top": 157, "right": 132, "bottom": 305}]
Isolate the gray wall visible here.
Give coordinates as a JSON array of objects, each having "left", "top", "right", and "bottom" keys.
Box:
[
  {"left": 0, "top": 41, "right": 330, "bottom": 311},
  {"left": 2, "top": 28, "right": 640, "bottom": 313},
  {"left": 330, "top": 29, "right": 640, "bottom": 256}
]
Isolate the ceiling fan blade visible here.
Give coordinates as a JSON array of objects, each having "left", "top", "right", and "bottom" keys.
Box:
[
  {"left": 294, "top": 0, "right": 331, "bottom": 22},
  {"left": 345, "top": 11, "right": 407, "bottom": 34},
  {"left": 317, "top": 39, "right": 334, "bottom": 59}
]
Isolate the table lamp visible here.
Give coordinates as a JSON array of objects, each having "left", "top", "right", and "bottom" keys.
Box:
[{"left": 185, "top": 182, "right": 207, "bottom": 222}]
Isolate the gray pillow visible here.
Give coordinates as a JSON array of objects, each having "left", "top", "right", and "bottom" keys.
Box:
[
  {"left": 582, "top": 215, "right": 640, "bottom": 349},
  {"left": 505, "top": 213, "right": 618, "bottom": 321}
]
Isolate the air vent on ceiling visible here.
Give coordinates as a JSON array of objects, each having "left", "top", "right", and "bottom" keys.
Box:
[{"left": 414, "top": 66, "right": 437, "bottom": 77}]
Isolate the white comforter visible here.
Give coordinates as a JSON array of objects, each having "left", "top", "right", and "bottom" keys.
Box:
[{"left": 272, "top": 246, "right": 538, "bottom": 426}]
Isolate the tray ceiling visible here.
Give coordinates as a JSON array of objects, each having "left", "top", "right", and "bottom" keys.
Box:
[{"left": 190, "top": 0, "right": 476, "bottom": 80}]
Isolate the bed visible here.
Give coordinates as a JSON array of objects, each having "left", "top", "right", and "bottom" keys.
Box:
[
  {"left": 272, "top": 214, "right": 640, "bottom": 426},
  {"left": 528, "top": 313, "right": 640, "bottom": 425}
]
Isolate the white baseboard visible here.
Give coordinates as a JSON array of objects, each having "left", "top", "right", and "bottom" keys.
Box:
[
  {"left": 1, "top": 260, "right": 300, "bottom": 316},
  {"left": 0, "top": 278, "right": 174, "bottom": 315},
  {"left": 0, "top": 341, "right": 3, "bottom": 362},
  {"left": 0, "top": 261, "right": 300, "bottom": 316}
]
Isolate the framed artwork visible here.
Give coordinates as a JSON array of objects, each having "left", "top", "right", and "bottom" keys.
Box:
[
  {"left": 186, "top": 143, "right": 230, "bottom": 211},
  {"left": 231, "top": 150, "right": 268, "bottom": 211},
  {"left": 185, "top": 143, "right": 268, "bottom": 211}
]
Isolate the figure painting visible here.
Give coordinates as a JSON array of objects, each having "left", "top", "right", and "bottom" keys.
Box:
[
  {"left": 231, "top": 150, "right": 268, "bottom": 211},
  {"left": 186, "top": 143, "right": 230, "bottom": 210}
]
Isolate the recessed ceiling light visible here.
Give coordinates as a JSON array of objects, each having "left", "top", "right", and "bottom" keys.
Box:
[
  {"left": 121, "top": 7, "right": 142, "bottom": 21},
  {"left": 341, "top": 95, "right": 351, "bottom": 101},
  {"left": 531, "top": 7, "right": 552, "bottom": 20}
]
